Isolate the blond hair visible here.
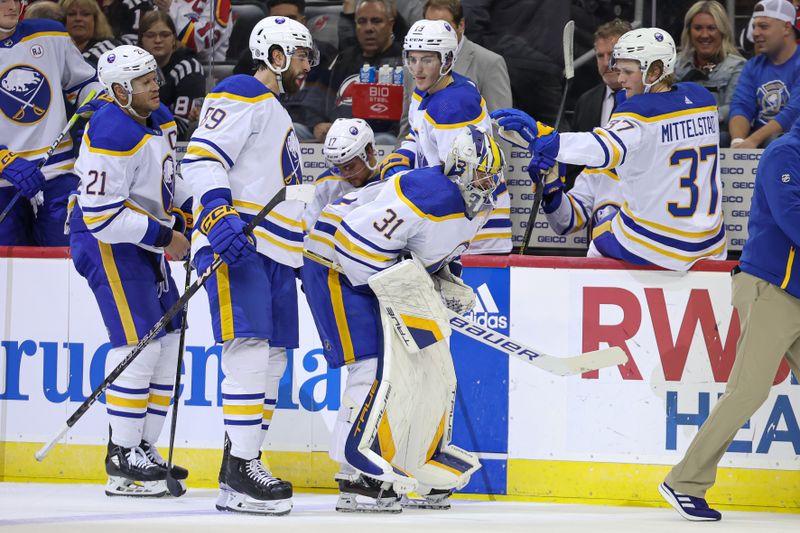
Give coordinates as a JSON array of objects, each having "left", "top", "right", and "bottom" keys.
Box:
[
  {"left": 60, "top": 0, "right": 114, "bottom": 41},
  {"left": 679, "top": 1, "right": 741, "bottom": 64}
]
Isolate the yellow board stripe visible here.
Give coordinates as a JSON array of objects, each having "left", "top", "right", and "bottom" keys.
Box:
[
  {"left": 222, "top": 404, "right": 263, "bottom": 416},
  {"left": 148, "top": 393, "right": 171, "bottom": 407},
  {"left": 217, "top": 261, "right": 235, "bottom": 341},
  {"left": 400, "top": 314, "right": 444, "bottom": 342},
  {"left": 394, "top": 177, "right": 465, "bottom": 222},
  {"left": 206, "top": 91, "right": 274, "bottom": 104},
  {"left": 328, "top": 269, "right": 356, "bottom": 365},
  {"left": 781, "top": 246, "right": 795, "bottom": 289},
  {"left": 612, "top": 105, "right": 717, "bottom": 124},
  {"left": 106, "top": 394, "right": 147, "bottom": 409},
  {"left": 98, "top": 242, "right": 138, "bottom": 345},
  {"left": 377, "top": 411, "right": 396, "bottom": 462},
  {"left": 427, "top": 415, "right": 446, "bottom": 461}
]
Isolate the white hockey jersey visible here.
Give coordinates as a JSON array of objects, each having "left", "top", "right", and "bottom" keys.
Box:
[
  {"left": 72, "top": 103, "right": 190, "bottom": 249},
  {"left": 333, "top": 167, "right": 492, "bottom": 287},
  {"left": 544, "top": 168, "right": 622, "bottom": 239},
  {"left": 171, "top": 0, "right": 232, "bottom": 62},
  {"left": 556, "top": 82, "right": 726, "bottom": 271},
  {"left": 182, "top": 75, "right": 306, "bottom": 268},
  {"left": 302, "top": 168, "right": 382, "bottom": 232},
  {"left": 305, "top": 178, "right": 388, "bottom": 264},
  {"left": 0, "top": 19, "right": 102, "bottom": 187},
  {"left": 392, "top": 73, "right": 511, "bottom": 255}
]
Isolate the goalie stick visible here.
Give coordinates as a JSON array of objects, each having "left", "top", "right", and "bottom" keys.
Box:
[
  {"left": 515, "top": 20, "right": 574, "bottom": 255},
  {"left": 0, "top": 90, "right": 97, "bottom": 225},
  {"left": 34, "top": 184, "right": 314, "bottom": 462}
]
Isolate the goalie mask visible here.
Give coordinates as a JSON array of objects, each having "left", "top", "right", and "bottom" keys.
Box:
[
  {"left": 444, "top": 125, "right": 505, "bottom": 217},
  {"left": 610, "top": 27, "right": 676, "bottom": 93},
  {"left": 97, "top": 45, "right": 162, "bottom": 119},
  {"left": 403, "top": 19, "right": 458, "bottom": 78},
  {"left": 322, "top": 118, "right": 377, "bottom": 181}
]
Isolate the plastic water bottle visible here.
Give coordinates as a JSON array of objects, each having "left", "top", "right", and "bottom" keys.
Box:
[
  {"left": 378, "top": 64, "right": 393, "bottom": 84},
  {"left": 359, "top": 63, "right": 376, "bottom": 83},
  {"left": 392, "top": 65, "right": 404, "bottom": 85}
]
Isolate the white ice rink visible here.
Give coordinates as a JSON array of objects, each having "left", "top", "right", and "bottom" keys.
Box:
[{"left": 0, "top": 483, "right": 797, "bottom": 532}]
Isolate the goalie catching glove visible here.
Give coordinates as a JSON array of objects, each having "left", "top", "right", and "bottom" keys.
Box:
[
  {"left": 432, "top": 263, "right": 475, "bottom": 315},
  {"left": 199, "top": 196, "right": 256, "bottom": 265}
]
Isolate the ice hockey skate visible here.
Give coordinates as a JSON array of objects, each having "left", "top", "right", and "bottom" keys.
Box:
[
  {"left": 139, "top": 440, "right": 189, "bottom": 494},
  {"left": 216, "top": 453, "right": 293, "bottom": 516},
  {"left": 335, "top": 470, "right": 402, "bottom": 513},
  {"left": 401, "top": 488, "right": 454, "bottom": 510},
  {"left": 104, "top": 442, "right": 167, "bottom": 497}
]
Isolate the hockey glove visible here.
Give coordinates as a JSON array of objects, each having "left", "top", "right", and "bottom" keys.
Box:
[
  {"left": 379, "top": 152, "right": 413, "bottom": 180},
  {"left": 433, "top": 263, "right": 476, "bottom": 314},
  {"left": 199, "top": 199, "right": 256, "bottom": 265},
  {"left": 0, "top": 146, "right": 45, "bottom": 199},
  {"left": 171, "top": 198, "right": 194, "bottom": 238},
  {"left": 530, "top": 162, "right": 566, "bottom": 197},
  {"left": 529, "top": 131, "right": 561, "bottom": 174},
  {"left": 77, "top": 92, "right": 114, "bottom": 119},
  {"left": 491, "top": 108, "right": 554, "bottom": 151}
]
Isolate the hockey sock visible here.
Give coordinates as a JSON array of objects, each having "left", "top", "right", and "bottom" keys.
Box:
[
  {"left": 105, "top": 341, "right": 162, "bottom": 448},
  {"left": 260, "top": 347, "right": 288, "bottom": 446},
  {"left": 142, "top": 332, "right": 180, "bottom": 445},
  {"left": 329, "top": 358, "right": 377, "bottom": 465},
  {"left": 221, "top": 338, "right": 270, "bottom": 460}
]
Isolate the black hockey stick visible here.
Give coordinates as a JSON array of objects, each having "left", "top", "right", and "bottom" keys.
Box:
[
  {"left": 518, "top": 21, "right": 575, "bottom": 255},
  {"left": 0, "top": 90, "right": 97, "bottom": 225},
  {"left": 35, "top": 186, "right": 288, "bottom": 461},
  {"left": 165, "top": 259, "right": 192, "bottom": 497}
]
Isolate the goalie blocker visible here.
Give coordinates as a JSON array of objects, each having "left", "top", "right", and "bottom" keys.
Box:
[{"left": 343, "top": 259, "right": 481, "bottom": 495}]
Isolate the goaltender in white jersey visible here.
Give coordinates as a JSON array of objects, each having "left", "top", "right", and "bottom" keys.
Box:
[{"left": 494, "top": 28, "right": 725, "bottom": 270}]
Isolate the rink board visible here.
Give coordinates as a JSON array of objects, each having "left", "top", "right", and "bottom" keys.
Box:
[{"left": 1, "top": 252, "right": 798, "bottom": 512}]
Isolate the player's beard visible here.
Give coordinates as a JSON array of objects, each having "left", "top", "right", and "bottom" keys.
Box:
[{"left": 282, "top": 68, "right": 304, "bottom": 95}]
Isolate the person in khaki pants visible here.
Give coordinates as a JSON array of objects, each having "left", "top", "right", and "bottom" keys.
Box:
[{"left": 659, "top": 118, "right": 800, "bottom": 522}]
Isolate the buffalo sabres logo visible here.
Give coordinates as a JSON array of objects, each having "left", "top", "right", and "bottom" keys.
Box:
[
  {"left": 281, "top": 129, "right": 302, "bottom": 185},
  {"left": 0, "top": 65, "right": 51, "bottom": 124},
  {"left": 757, "top": 80, "right": 790, "bottom": 121},
  {"left": 161, "top": 154, "right": 177, "bottom": 212}
]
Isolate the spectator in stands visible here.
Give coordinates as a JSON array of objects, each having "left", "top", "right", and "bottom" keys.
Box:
[
  {"left": 566, "top": 18, "right": 631, "bottom": 187},
  {"left": 232, "top": 0, "right": 333, "bottom": 142},
  {"left": 100, "top": 0, "right": 170, "bottom": 46},
  {"left": 138, "top": 10, "right": 206, "bottom": 140},
  {"left": 337, "top": 0, "right": 410, "bottom": 52},
  {"left": 23, "top": 0, "right": 65, "bottom": 23},
  {"left": 676, "top": 1, "right": 744, "bottom": 148},
  {"left": 729, "top": 0, "right": 800, "bottom": 148},
  {"left": 61, "top": 0, "right": 120, "bottom": 66},
  {"left": 461, "top": 0, "right": 569, "bottom": 125},
  {"left": 318, "top": 0, "right": 404, "bottom": 144},
  {"left": 397, "top": 0, "right": 511, "bottom": 140}
]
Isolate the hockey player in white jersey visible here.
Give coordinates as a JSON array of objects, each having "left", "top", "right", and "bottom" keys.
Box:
[
  {"left": 181, "top": 15, "right": 318, "bottom": 516},
  {"left": 493, "top": 28, "right": 726, "bottom": 271},
  {"left": 0, "top": 0, "right": 103, "bottom": 245},
  {"left": 380, "top": 19, "right": 512, "bottom": 255},
  {"left": 69, "top": 45, "right": 192, "bottom": 497},
  {"left": 302, "top": 118, "right": 381, "bottom": 231},
  {"left": 536, "top": 163, "right": 623, "bottom": 244},
  {"left": 302, "top": 126, "right": 502, "bottom": 512}
]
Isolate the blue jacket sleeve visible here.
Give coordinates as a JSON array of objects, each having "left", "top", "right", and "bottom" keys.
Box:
[
  {"left": 728, "top": 59, "right": 757, "bottom": 123},
  {"left": 774, "top": 64, "right": 800, "bottom": 130},
  {"left": 761, "top": 145, "right": 800, "bottom": 247}
]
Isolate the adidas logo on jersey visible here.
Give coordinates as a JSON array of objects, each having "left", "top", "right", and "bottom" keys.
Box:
[
  {"left": 465, "top": 283, "right": 508, "bottom": 330},
  {"left": 684, "top": 96, "right": 693, "bottom": 104}
]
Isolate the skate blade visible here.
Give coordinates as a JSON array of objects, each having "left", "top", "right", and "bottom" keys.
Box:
[
  {"left": 105, "top": 477, "right": 166, "bottom": 498},
  {"left": 217, "top": 490, "right": 293, "bottom": 516},
  {"left": 400, "top": 498, "right": 451, "bottom": 510},
  {"left": 336, "top": 493, "right": 402, "bottom": 514}
]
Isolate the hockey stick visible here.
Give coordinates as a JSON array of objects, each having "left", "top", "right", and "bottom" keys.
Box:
[
  {"left": 517, "top": 20, "right": 574, "bottom": 255},
  {"left": 35, "top": 185, "right": 292, "bottom": 462},
  {"left": 448, "top": 311, "right": 625, "bottom": 376},
  {"left": 0, "top": 89, "right": 97, "bottom": 225},
  {"left": 165, "top": 259, "right": 192, "bottom": 497}
]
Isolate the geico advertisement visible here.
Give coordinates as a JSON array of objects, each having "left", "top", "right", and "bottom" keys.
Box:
[
  {"left": 507, "top": 267, "right": 799, "bottom": 470},
  {"left": 0, "top": 258, "right": 341, "bottom": 451}
]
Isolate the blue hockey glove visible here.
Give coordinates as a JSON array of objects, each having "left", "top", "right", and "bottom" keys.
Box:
[
  {"left": 0, "top": 146, "right": 45, "bottom": 199},
  {"left": 199, "top": 199, "right": 256, "bottom": 265},
  {"left": 530, "top": 161, "right": 566, "bottom": 202},
  {"left": 491, "top": 108, "right": 555, "bottom": 151},
  {"left": 529, "top": 132, "right": 561, "bottom": 173},
  {"left": 77, "top": 93, "right": 114, "bottom": 119}
]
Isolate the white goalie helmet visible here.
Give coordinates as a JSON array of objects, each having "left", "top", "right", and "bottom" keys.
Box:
[
  {"left": 611, "top": 27, "right": 676, "bottom": 92},
  {"left": 444, "top": 125, "right": 505, "bottom": 217},
  {"left": 323, "top": 118, "right": 377, "bottom": 171},
  {"left": 403, "top": 19, "right": 459, "bottom": 76},
  {"left": 250, "top": 16, "right": 320, "bottom": 75},
  {"left": 97, "top": 45, "right": 159, "bottom": 100}
]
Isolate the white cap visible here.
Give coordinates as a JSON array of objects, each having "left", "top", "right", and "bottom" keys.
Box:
[{"left": 753, "top": 0, "right": 796, "bottom": 23}]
